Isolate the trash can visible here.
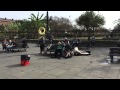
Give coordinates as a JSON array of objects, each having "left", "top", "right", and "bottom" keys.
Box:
[{"left": 21, "top": 55, "right": 30, "bottom": 66}]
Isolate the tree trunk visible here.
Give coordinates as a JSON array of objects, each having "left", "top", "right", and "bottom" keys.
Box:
[
  {"left": 87, "top": 27, "right": 90, "bottom": 41},
  {"left": 87, "top": 27, "right": 91, "bottom": 48}
]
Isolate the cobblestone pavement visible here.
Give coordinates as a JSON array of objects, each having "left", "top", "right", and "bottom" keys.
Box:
[{"left": 0, "top": 43, "right": 120, "bottom": 79}]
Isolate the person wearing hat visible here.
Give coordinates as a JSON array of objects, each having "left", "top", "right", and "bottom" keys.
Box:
[{"left": 64, "top": 37, "right": 70, "bottom": 45}]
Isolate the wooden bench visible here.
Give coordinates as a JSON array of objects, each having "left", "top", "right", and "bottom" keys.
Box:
[
  {"left": 8, "top": 43, "right": 27, "bottom": 52},
  {"left": 44, "top": 44, "right": 57, "bottom": 55},
  {"left": 109, "top": 47, "right": 120, "bottom": 63}
]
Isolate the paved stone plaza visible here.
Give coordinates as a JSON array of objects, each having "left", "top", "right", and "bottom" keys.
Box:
[{"left": 0, "top": 43, "right": 120, "bottom": 79}]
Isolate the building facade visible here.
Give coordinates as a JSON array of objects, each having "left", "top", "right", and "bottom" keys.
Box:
[{"left": 0, "top": 18, "right": 14, "bottom": 25}]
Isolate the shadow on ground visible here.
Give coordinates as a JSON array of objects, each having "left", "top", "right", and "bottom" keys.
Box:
[
  {"left": 0, "top": 51, "right": 6, "bottom": 53},
  {"left": 112, "top": 59, "right": 120, "bottom": 64},
  {"left": 6, "top": 64, "right": 22, "bottom": 68},
  {"left": 99, "top": 57, "right": 120, "bottom": 64},
  {"left": 31, "top": 53, "right": 53, "bottom": 57}
]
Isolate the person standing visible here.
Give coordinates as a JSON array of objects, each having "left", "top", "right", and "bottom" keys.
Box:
[
  {"left": 39, "top": 36, "right": 45, "bottom": 54},
  {"left": 22, "top": 38, "right": 28, "bottom": 48},
  {"left": 91, "top": 36, "right": 96, "bottom": 47},
  {"left": 2, "top": 39, "right": 8, "bottom": 51}
]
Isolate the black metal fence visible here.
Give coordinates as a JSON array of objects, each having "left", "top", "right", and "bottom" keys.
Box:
[{"left": 0, "top": 29, "right": 112, "bottom": 40}]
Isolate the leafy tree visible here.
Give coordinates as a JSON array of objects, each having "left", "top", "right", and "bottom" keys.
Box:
[
  {"left": 16, "top": 13, "right": 46, "bottom": 39},
  {"left": 50, "top": 16, "right": 73, "bottom": 31},
  {"left": 3, "top": 22, "right": 21, "bottom": 38},
  {"left": 28, "top": 12, "right": 46, "bottom": 32},
  {"left": 112, "top": 24, "right": 120, "bottom": 38},
  {"left": 91, "top": 14, "right": 105, "bottom": 35},
  {"left": 0, "top": 25, "right": 4, "bottom": 32},
  {"left": 76, "top": 11, "right": 105, "bottom": 41}
]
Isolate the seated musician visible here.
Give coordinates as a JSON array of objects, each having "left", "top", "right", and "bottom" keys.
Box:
[
  {"left": 63, "top": 41, "right": 73, "bottom": 58},
  {"left": 53, "top": 41, "right": 64, "bottom": 59}
]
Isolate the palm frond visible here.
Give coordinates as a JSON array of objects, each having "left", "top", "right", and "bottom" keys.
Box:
[
  {"left": 37, "top": 12, "right": 39, "bottom": 20},
  {"left": 39, "top": 14, "right": 44, "bottom": 20}
]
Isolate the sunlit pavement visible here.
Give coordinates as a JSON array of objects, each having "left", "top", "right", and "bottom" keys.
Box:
[{"left": 0, "top": 43, "right": 120, "bottom": 79}]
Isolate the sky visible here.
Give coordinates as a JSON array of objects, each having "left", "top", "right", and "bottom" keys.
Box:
[{"left": 0, "top": 11, "right": 120, "bottom": 29}]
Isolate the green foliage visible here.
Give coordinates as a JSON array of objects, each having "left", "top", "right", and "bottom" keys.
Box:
[
  {"left": 76, "top": 11, "right": 105, "bottom": 40},
  {"left": 76, "top": 11, "right": 105, "bottom": 29},
  {"left": 50, "top": 16, "right": 73, "bottom": 31},
  {"left": 17, "top": 12, "right": 46, "bottom": 39},
  {"left": 0, "top": 25, "right": 4, "bottom": 32},
  {"left": 28, "top": 12, "right": 46, "bottom": 30},
  {"left": 4, "top": 22, "right": 21, "bottom": 32}
]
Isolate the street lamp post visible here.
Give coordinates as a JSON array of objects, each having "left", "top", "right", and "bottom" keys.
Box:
[
  {"left": 46, "top": 11, "right": 54, "bottom": 44},
  {"left": 46, "top": 11, "right": 49, "bottom": 32},
  {"left": 46, "top": 12, "right": 52, "bottom": 33},
  {"left": 49, "top": 17, "right": 52, "bottom": 31},
  {"left": 45, "top": 11, "right": 49, "bottom": 42}
]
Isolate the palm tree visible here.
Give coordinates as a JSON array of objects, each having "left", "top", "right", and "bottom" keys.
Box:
[{"left": 28, "top": 12, "right": 46, "bottom": 31}]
